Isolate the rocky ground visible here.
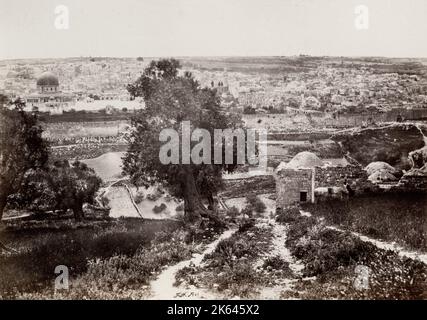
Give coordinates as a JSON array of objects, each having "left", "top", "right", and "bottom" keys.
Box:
[{"left": 332, "top": 123, "right": 427, "bottom": 169}]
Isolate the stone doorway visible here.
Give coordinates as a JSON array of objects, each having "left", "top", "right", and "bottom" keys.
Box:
[{"left": 300, "top": 191, "right": 308, "bottom": 202}]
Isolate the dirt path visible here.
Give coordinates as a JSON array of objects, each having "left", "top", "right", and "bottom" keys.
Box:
[
  {"left": 263, "top": 219, "right": 304, "bottom": 275},
  {"left": 149, "top": 228, "right": 237, "bottom": 300},
  {"left": 326, "top": 225, "right": 427, "bottom": 265},
  {"left": 301, "top": 209, "right": 427, "bottom": 266},
  {"left": 147, "top": 201, "right": 426, "bottom": 300},
  {"left": 1, "top": 213, "right": 31, "bottom": 221},
  {"left": 256, "top": 218, "right": 305, "bottom": 299}
]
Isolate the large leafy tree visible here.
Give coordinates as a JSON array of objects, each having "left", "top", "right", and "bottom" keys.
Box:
[
  {"left": 1, "top": 99, "right": 101, "bottom": 224},
  {"left": 18, "top": 160, "right": 102, "bottom": 221},
  {"left": 0, "top": 99, "right": 49, "bottom": 220},
  {"left": 123, "top": 59, "right": 243, "bottom": 221},
  {"left": 50, "top": 160, "right": 102, "bottom": 221}
]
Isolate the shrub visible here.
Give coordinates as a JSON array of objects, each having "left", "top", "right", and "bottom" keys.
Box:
[
  {"left": 146, "top": 187, "right": 165, "bottom": 201},
  {"left": 238, "top": 218, "right": 255, "bottom": 233},
  {"left": 183, "top": 217, "right": 226, "bottom": 244},
  {"left": 216, "top": 261, "right": 259, "bottom": 296},
  {"left": 243, "top": 106, "right": 256, "bottom": 114},
  {"left": 241, "top": 206, "right": 253, "bottom": 218},
  {"left": 152, "top": 203, "right": 167, "bottom": 213},
  {"left": 262, "top": 256, "right": 293, "bottom": 277},
  {"left": 276, "top": 206, "right": 301, "bottom": 224},
  {"left": 175, "top": 265, "right": 200, "bottom": 287},
  {"left": 286, "top": 216, "right": 373, "bottom": 278},
  {"left": 301, "top": 230, "right": 372, "bottom": 277},
  {"left": 164, "top": 195, "right": 173, "bottom": 202},
  {"left": 253, "top": 200, "right": 266, "bottom": 214},
  {"left": 245, "top": 194, "right": 258, "bottom": 206},
  {"left": 100, "top": 196, "right": 110, "bottom": 208},
  {"left": 244, "top": 194, "right": 266, "bottom": 214},
  {"left": 134, "top": 191, "right": 145, "bottom": 204},
  {"left": 226, "top": 206, "right": 240, "bottom": 218},
  {"left": 146, "top": 193, "right": 160, "bottom": 201}
]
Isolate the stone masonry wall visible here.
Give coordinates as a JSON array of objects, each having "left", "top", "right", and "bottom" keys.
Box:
[
  {"left": 314, "top": 165, "right": 375, "bottom": 193},
  {"left": 221, "top": 175, "right": 275, "bottom": 199},
  {"left": 276, "top": 168, "right": 314, "bottom": 207}
]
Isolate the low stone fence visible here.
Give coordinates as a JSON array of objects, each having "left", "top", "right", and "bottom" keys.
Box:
[
  {"left": 315, "top": 165, "right": 376, "bottom": 194},
  {"left": 221, "top": 175, "right": 275, "bottom": 199}
]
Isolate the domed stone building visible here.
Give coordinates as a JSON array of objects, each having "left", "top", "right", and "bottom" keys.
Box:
[
  {"left": 275, "top": 151, "right": 374, "bottom": 207},
  {"left": 36, "top": 71, "right": 60, "bottom": 93},
  {"left": 275, "top": 152, "right": 322, "bottom": 206},
  {"left": 25, "top": 72, "right": 75, "bottom": 114},
  {"left": 276, "top": 151, "right": 324, "bottom": 170}
]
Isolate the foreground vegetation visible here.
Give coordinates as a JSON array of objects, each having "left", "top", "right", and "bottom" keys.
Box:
[
  {"left": 276, "top": 207, "right": 427, "bottom": 299},
  {"left": 302, "top": 193, "right": 427, "bottom": 252},
  {"left": 2, "top": 193, "right": 426, "bottom": 300},
  {"left": 173, "top": 193, "right": 427, "bottom": 300},
  {"left": 0, "top": 216, "right": 225, "bottom": 299},
  {"left": 175, "top": 219, "right": 274, "bottom": 298}
]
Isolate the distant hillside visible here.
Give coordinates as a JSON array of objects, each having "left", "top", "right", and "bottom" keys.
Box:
[
  {"left": 180, "top": 56, "right": 427, "bottom": 76},
  {"left": 332, "top": 123, "right": 426, "bottom": 169}
]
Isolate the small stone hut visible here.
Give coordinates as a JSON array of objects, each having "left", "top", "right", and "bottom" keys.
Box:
[
  {"left": 275, "top": 151, "right": 372, "bottom": 208},
  {"left": 274, "top": 152, "right": 322, "bottom": 206}
]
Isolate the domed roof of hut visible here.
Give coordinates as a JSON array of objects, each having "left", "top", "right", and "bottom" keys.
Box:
[
  {"left": 368, "top": 170, "right": 397, "bottom": 183},
  {"left": 365, "top": 161, "right": 396, "bottom": 176},
  {"left": 276, "top": 151, "right": 324, "bottom": 171}
]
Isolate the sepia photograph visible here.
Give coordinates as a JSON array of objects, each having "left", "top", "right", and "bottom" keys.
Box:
[{"left": 0, "top": 0, "right": 426, "bottom": 306}]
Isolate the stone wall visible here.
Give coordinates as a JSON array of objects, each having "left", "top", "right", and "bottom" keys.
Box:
[
  {"left": 314, "top": 165, "right": 375, "bottom": 193},
  {"left": 221, "top": 175, "right": 275, "bottom": 198},
  {"left": 397, "top": 175, "right": 427, "bottom": 191},
  {"left": 275, "top": 164, "right": 378, "bottom": 209},
  {"left": 276, "top": 168, "right": 314, "bottom": 207},
  {"left": 314, "top": 165, "right": 368, "bottom": 188}
]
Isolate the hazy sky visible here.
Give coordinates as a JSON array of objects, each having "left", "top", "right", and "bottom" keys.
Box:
[{"left": 1, "top": 0, "right": 426, "bottom": 59}]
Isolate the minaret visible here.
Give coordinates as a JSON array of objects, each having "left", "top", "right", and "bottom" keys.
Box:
[
  {"left": 222, "top": 67, "right": 229, "bottom": 87},
  {"left": 300, "top": 93, "right": 305, "bottom": 109}
]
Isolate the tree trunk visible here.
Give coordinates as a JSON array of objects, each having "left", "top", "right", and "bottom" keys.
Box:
[
  {"left": 207, "top": 194, "right": 215, "bottom": 211},
  {"left": 0, "top": 195, "right": 17, "bottom": 253},
  {"left": 73, "top": 202, "right": 84, "bottom": 221},
  {"left": 181, "top": 166, "right": 208, "bottom": 222},
  {"left": 206, "top": 192, "right": 219, "bottom": 213},
  {"left": 0, "top": 194, "right": 6, "bottom": 222}
]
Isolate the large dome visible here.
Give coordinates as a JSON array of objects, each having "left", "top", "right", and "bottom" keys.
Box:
[
  {"left": 36, "top": 72, "right": 59, "bottom": 86},
  {"left": 276, "top": 151, "right": 324, "bottom": 171}
]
